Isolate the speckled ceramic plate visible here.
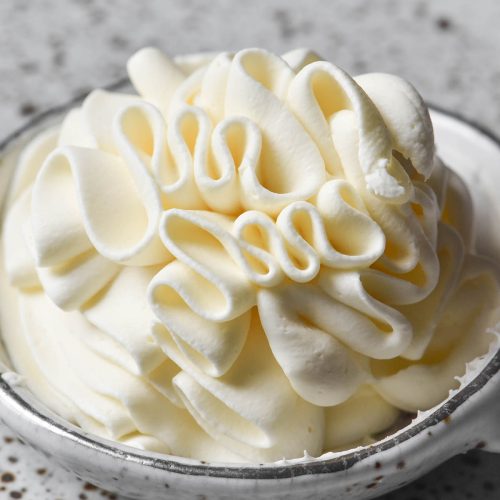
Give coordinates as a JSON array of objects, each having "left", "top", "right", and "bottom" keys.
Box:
[{"left": 0, "top": 90, "right": 500, "bottom": 499}]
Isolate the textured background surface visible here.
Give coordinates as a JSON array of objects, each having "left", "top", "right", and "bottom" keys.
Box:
[{"left": 1, "top": 0, "right": 500, "bottom": 498}]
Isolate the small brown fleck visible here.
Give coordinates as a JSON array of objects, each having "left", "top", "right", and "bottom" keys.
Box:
[
  {"left": 10, "top": 491, "right": 22, "bottom": 499},
  {"left": 436, "top": 17, "right": 452, "bottom": 30},
  {"left": 19, "top": 103, "right": 38, "bottom": 117},
  {"left": 84, "top": 482, "right": 98, "bottom": 491},
  {"left": 396, "top": 460, "right": 406, "bottom": 470},
  {"left": 366, "top": 482, "right": 377, "bottom": 489},
  {"left": 1, "top": 472, "right": 15, "bottom": 483},
  {"left": 0, "top": 487, "right": 5, "bottom": 491},
  {"left": 427, "top": 431, "right": 433, "bottom": 437},
  {"left": 375, "top": 461, "right": 382, "bottom": 469},
  {"left": 375, "top": 475, "right": 384, "bottom": 481},
  {"left": 4, "top": 436, "right": 14, "bottom": 443},
  {"left": 8, "top": 456, "right": 18, "bottom": 463},
  {"left": 79, "top": 494, "right": 87, "bottom": 500},
  {"left": 36, "top": 468, "right": 47, "bottom": 476},
  {"left": 443, "top": 416, "right": 452, "bottom": 424},
  {"left": 307, "top": 426, "right": 312, "bottom": 433},
  {"left": 109, "top": 495, "right": 117, "bottom": 500},
  {"left": 475, "top": 441, "right": 486, "bottom": 449}
]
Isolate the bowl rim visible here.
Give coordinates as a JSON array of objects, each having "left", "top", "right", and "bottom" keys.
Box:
[{"left": 1, "top": 86, "right": 500, "bottom": 480}]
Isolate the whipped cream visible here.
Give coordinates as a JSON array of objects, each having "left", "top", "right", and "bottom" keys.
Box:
[{"left": 1, "top": 47, "right": 499, "bottom": 463}]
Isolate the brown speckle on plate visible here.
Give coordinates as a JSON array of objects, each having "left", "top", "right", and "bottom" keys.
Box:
[
  {"left": 19, "top": 103, "right": 38, "bottom": 117},
  {"left": 436, "top": 17, "right": 452, "bottom": 30},
  {"left": 1, "top": 472, "right": 15, "bottom": 483}
]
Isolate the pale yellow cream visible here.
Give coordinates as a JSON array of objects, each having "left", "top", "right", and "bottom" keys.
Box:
[{"left": 1, "top": 47, "right": 499, "bottom": 463}]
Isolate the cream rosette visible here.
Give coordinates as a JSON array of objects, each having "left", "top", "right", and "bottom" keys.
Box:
[{"left": 2, "top": 47, "right": 500, "bottom": 463}]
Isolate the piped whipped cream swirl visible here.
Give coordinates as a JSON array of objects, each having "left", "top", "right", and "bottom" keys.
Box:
[{"left": 1, "top": 47, "right": 499, "bottom": 462}]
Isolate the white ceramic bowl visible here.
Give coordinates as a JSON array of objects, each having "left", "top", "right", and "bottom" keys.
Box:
[{"left": 1, "top": 91, "right": 500, "bottom": 499}]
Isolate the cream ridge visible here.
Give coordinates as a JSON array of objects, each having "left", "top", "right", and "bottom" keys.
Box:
[{"left": 1, "top": 47, "right": 499, "bottom": 463}]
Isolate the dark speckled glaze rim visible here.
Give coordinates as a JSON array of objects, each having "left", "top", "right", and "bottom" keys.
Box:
[{"left": 1, "top": 83, "right": 500, "bottom": 480}]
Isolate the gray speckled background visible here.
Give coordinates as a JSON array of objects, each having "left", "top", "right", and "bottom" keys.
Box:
[{"left": 1, "top": 0, "right": 500, "bottom": 498}]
